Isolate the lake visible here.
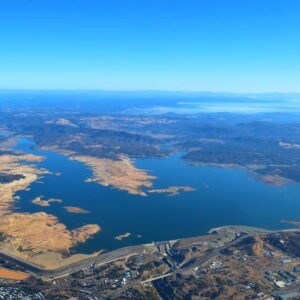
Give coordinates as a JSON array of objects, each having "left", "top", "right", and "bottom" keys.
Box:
[{"left": 13, "top": 138, "right": 300, "bottom": 254}]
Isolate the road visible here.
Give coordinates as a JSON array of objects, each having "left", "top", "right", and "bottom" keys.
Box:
[
  {"left": 179, "top": 234, "right": 251, "bottom": 271},
  {"left": 0, "top": 234, "right": 258, "bottom": 279},
  {"left": 0, "top": 244, "right": 148, "bottom": 279},
  {"left": 140, "top": 273, "right": 172, "bottom": 284},
  {"left": 136, "top": 234, "right": 253, "bottom": 286},
  {"left": 1, "top": 228, "right": 299, "bottom": 280}
]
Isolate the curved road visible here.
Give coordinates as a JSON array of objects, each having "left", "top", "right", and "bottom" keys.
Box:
[
  {"left": 0, "top": 244, "right": 147, "bottom": 279},
  {"left": 1, "top": 228, "right": 298, "bottom": 279}
]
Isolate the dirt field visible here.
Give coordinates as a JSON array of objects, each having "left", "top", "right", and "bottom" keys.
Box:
[{"left": 0, "top": 268, "right": 29, "bottom": 280}]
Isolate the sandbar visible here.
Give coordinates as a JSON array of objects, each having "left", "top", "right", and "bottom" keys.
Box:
[
  {"left": 64, "top": 206, "right": 90, "bottom": 214},
  {"left": 148, "top": 186, "right": 196, "bottom": 196},
  {"left": 32, "top": 196, "right": 62, "bottom": 207},
  {"left": 115, "top": 232, "right": 131, "bottom": 241}
]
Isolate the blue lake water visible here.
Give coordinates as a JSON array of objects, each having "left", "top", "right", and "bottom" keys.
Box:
[{"left": 12, "top": 138, "right": 300, "bottom": 253}]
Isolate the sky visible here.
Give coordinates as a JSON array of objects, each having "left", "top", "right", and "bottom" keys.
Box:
[{"left": 0, "top": 0, "right": 299, "bottom": 92}]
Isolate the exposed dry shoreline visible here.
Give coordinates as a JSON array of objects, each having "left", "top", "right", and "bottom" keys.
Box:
[
  {"left": 64, "top": 206, "right": 90, "bottom": 214},
  {"left": 148, "top": 186, "right": 196, "bottom": 196},
  {"left": 115, "top": 232, "right": 131, "bottom": 241},
  {"left": 0, "top": 153, "right": 46, "bottom": 214},
  {"left": 186, "top": 160, "right": 294, "bottom": 186},
  {"left": 32, "top": 196, "right": 63, "bottom": 207},
  {"left": 0, "top": 152, "right": 100, "bottom": 269},
  {"left": 254, "top": 173, "right": 293, "bottom": 186},
  {"left": 71, "top": 155, "right": 156, "bottom": 196},
  {"left": 0, "top": 212, "right": 100, "bottom": 255}
]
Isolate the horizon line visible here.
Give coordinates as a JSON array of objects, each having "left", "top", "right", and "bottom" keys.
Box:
[{"left": 0, "top": 89, "right": 300, "bottom": 95}]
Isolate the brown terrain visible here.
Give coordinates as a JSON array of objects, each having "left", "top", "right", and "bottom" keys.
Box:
[
  {"left": 64, "top": 206, "right": 90, "bottom": 214},
  {"left": 115, "top": 232, "right": 131, "bottom": 241},
  {"left": 0, "top": 212, "right": 100, "bottom": 255},
  {"left": 0, "top": 136, "right": 17, "bottom": 149},
  {"left": 0, "top": 152, "right": 101, "bottom": 269},
  {"left": 189, "top": 160, "right": 294, "bottom": 186},
  {"left": 32, "top": 196, "right": 62, "bottom": 207},
  {"left": 255, "top": 173, "right": 293, "bottom": 186},
  {"left": 148, "top": 185, "right": 196, "bottom": 196},
  {"left": 0, "top": 153, "right": 46, "bottom": 214},
  {"left": 72, "top": 155, "right": 156, "bottom": 196},
  {"left": 0, "top": 268, "right": 29, "bottom": 280}
]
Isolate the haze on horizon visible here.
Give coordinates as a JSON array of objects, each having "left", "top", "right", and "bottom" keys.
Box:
[{"left": 0, "top": 0, "right": 299, "bottom": 93}]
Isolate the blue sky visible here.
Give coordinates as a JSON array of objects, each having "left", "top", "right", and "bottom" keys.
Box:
[{"left": 0, "top": 0, "right": 299, "bottom": 92}]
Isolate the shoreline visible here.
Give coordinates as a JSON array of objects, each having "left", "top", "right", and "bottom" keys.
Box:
[
  {"left": 1, "top": 136, "right": 298, "bottom": 275},
  {"left": 0, "top": 224, "right": 297, "bottom": 279}
]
